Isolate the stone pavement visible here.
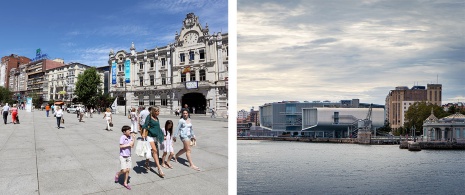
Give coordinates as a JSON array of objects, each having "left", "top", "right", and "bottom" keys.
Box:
[{"left": 0, "top": 109, "right": 228, "bottom": 194}]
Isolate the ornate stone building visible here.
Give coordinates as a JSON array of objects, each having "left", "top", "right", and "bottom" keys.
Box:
[
  {"left": 109, "top": 13, "right": 228, "bottom": 115},
  {"left": 423, "top": 110, "right": 465, "bottom": 142}
]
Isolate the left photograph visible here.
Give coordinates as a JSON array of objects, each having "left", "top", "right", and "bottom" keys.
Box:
[{"left": 0, "top": 0, "right": 228, "bottom": 194}]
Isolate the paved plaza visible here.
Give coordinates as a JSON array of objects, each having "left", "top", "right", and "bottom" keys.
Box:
[{"left": 0, "top": 109, "right": 228, "bottom": 194}]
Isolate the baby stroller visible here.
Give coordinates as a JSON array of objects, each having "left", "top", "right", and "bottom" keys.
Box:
[{"left": 16, "top": 115, "right": 20, "bottom": 124}]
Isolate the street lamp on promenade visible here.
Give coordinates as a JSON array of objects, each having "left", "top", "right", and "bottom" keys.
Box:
[{"left": 120, "top": 77, "right": 127, "bottom": 116}]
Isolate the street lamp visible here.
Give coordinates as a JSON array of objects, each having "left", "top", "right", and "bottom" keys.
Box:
[{"left": 120, "top": 77, "right": 127, "bottom": 116}]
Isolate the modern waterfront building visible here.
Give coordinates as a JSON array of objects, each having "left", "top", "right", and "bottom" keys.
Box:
[
  {"left": 109, "top": 13, "right": 228, "bottom": 115},
  {"left": 301, "top": 107, "right": 384, "bottom": 138},
  {"left": 259, "top": 100, "right": 385, "bottom": 137},
  {"left": 385, "top": 84, "right": 442, "bottom": 130},
  {"left": 423, "top": 110, "right": 465, "bottom": 142}
]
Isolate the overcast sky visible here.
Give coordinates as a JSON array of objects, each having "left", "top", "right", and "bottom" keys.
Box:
[
  {"left": 0, "top": 0, "right": 227, "bottom": 66},
  {"left": 237, "top": 0, "right": 465, "bottom": 111}
]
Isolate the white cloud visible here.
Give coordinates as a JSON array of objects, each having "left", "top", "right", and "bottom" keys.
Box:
[{"left": 237, "top": 0, "right": 465, "bottom": 110}]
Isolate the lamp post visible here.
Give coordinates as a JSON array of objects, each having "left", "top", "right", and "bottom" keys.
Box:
[{"left": 120, "top": 77, "right": 127, "bottom": 116}]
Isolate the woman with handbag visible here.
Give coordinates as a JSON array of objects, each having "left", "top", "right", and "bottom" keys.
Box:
[
  {"left": 173, "top": 110, "right": 200, "bottom": 171},
  {"left": 141, "top": 107, "right": 165, "bottom": 177},
  {"left": 55, "top": 106, "right": 64, "bottom": 129},
  {"left": 103, "top": 107, "right": 113, "bottom": 131}
]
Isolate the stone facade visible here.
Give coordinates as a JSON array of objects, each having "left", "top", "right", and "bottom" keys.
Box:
[
  {"left": 109, "top": 13, "right": 228, "bottom": 115},
  {"left": 45, "top": 63, "right": 106, "bottom": 103}
]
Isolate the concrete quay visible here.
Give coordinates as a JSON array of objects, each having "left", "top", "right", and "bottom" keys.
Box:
[{"left": 0, "top": 109, "right": 227, "bottom": 194}]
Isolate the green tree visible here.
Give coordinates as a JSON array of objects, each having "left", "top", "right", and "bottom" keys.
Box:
[
  {"left": 403, "top": 101, "right": 448, "bottom": 136},
  {"left": 0, "top": 86, "right": 13, "bottom": 104},
  {"left": 29, "top": 92, "right": 44, "bottom": 108},
  {"left": 447, "top": 105, "right": 457, "bottom": 114},
  {"left": 377, "top": 120, "right": 392, "bottom": 135},
  {"left": 74, "top": 68, "right": 102, "bottom": 107}
]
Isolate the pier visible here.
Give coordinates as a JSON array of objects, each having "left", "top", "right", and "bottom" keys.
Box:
[
  {"left": 237, "top": 136, "right": 402, "bottom": 145},
  {"left": 238, "top": 136, "right": 465, "bottom": 149}
]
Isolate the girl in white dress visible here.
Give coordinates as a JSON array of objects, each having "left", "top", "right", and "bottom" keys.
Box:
[
  {"left": 129, "top": 108, "right": 138, "bottom": 134},
  {"left": 160, "top": 120, "right": 174, "bottom": 169},
  {"left": 103, "top": 107, "right": 113, "bottom": 131}
]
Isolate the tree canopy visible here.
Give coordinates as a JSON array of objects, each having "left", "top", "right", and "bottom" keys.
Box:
[
  {"left": 0, "top": 86, "right": 14, "bottom": 104},
  {"left": 403, "top": 102, "right": 448, "bottom": 135},
  {"left": 74, "top": 68, "right": 102, "bottom": 107}
]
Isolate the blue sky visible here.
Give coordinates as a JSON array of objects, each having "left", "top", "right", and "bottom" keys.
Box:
[
  {"left": 0, "top": 0, "right": 228, "bottom": 66},
  {"left": 237, "top": 0, "right": 465, "bottom": 110}
]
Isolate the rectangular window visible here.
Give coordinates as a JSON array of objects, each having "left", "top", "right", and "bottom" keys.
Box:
[
  {"left": 161, "top": 58, "right": 166, "bottom": 67},
  {"left": 149, "top": 98, "right": 155, "bottom": 106},
  {"left": 139, "top": 98, "right": 144, "bottom": 106},
  {"left": 180, "top": 53, "right": 185, "bottom": 62},
  {"left": 139, "top": 76, "right": 143, "bottom": 86},
  {"left": 181, "top": 73, "right": 186, "bottom": 82},
  {"left": 199, "top": 70, "right": 206, "bottom": 81},
  {"left": 190, "top": 71, "right": 195, "bottom": 81},
  {"left": 161, "top": 73, "right": 166, "bottom": 85},
  {"left": 334, "top": 112, "right": 339, "bottom": 124},
  {"left": 150, "top": 75, "right": 154, "bottom": 85},
  {"left": 150, "top": 60, "right": 154, "bottom": 68},
  {"left": 139, "top": 62, "right": 143, "bottom": 70},
  {"left": 199, "top": 49, "right": 205, "bottom": 59},
  {"left": 189, "top": 51, "right": 194, "bottom": 61}
]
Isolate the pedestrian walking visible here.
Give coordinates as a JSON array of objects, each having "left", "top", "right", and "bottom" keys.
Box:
[
  {"left": 90, "top": 107, "right": 93, "bottom": 118},
  {"left": 76, "top": 106, "right": 80, "bottom": 118},
  {"left": 180, "top": 104, "right": 190, "bottom": 118},
  {"left": 51, "top": 104, "right": 55, "bottom": 115},
  {"left": 114, "top": 125, "right": 135, "bottom": 190},
  {"left": 103, "top": 107, "right": 113, "bottom": 131},
  {"left": 55, "top": 107, "right": 64, "bottom": 129},
  {"left": 211, "top": 108, "right": 216, "bottom": 118},
  {"left": 129, "top": 108, "right": 138, "bottom": 134},
  {"left": 141, "top": 107, "right": 165, "bottom": 177},
  {"left": 173, "top": 110, "right": 200, "bottom": 171},
  {"left": 161, "top": 120, "right": 174, "bottom": 169},
  {"left": 2, "top": 103, "right": 10, "bottom": 124},
  {"left": 45, "top": 104, "right": 50, "bottom": 117},
  {"left": 138, "top": 107, "right": 151, "bottom": 133},
  {"left": 11, "top": 104, "right": 18, "bottom": 124}
]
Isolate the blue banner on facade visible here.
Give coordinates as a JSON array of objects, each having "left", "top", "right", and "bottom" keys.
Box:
[
  {"left": 111, "top": 62, "right": 117, "bottom": 84},
  {"left": 124, "top": 59, "right": 130, "bottom": 83}
]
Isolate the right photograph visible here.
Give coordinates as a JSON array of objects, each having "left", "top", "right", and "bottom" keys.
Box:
[{"left": 237, "top": 0, "right": 465, "bottom": 194}]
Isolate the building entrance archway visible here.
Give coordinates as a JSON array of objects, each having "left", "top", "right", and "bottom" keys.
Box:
[{"left": 182, "top": 92, "right": 206, "bottom": 114}]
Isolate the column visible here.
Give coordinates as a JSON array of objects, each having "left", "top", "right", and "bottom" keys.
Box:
[
  {"left": 441, "top": 128, "right": 445, "bottom": 141},
  {"left": 427, "top": 129, "right": 431, "bottom": 141}
]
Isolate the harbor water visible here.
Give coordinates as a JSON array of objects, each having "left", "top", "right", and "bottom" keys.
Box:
[{"left": 238, "top": 140, "right": 465, "bottom": 195}]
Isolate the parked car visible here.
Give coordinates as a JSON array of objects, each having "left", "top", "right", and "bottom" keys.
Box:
[{"left": 67, "top": 105, "right": 83, "bottom": 114}]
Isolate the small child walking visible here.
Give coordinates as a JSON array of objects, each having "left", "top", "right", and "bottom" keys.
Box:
[
  {"left": 115, "top": 125, "right": 135, "bottom": 190},
  {"left": 160, "top": 120, "right": 174, "bottom": 169}
]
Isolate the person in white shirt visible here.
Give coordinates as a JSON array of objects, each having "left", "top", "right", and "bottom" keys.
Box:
[
  {"left": 3, "top": 103, "right": 10, "bottom": 124},
  {"left": 138, "top": 107, "right": 151, "bottom": 133},
  {"left": 103, "top": 107, "right": 113, "bottom": 131},
  {"left": 55, "top": 106, "right": 64, "bottom": 129}
]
